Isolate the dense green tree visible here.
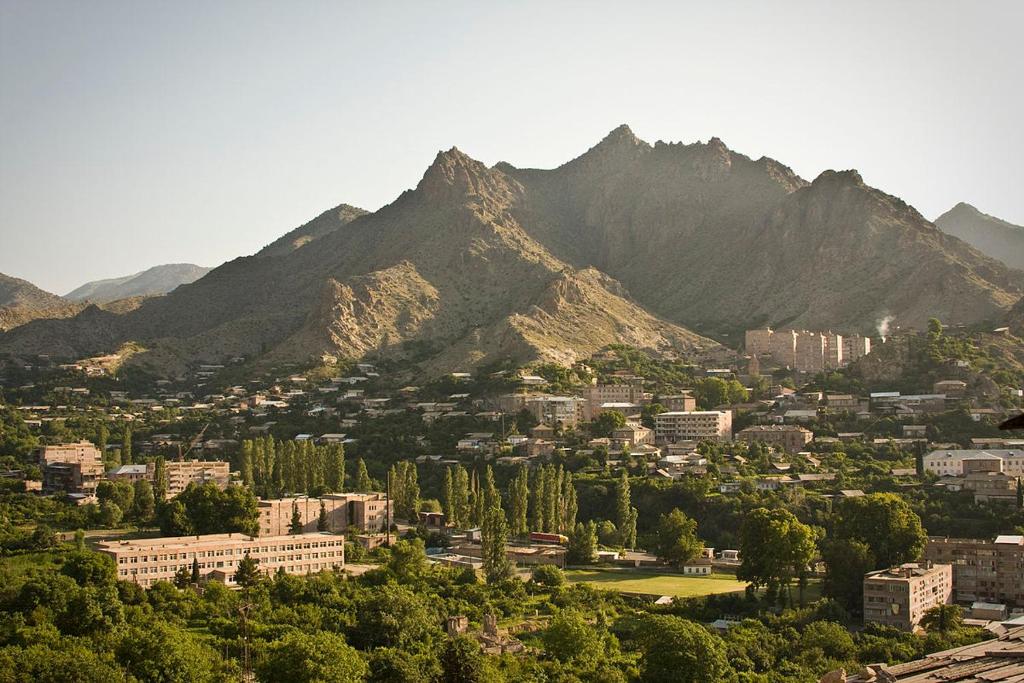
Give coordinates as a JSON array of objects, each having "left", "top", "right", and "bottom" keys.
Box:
[
  {"left": 61, "top": 550, "right": 117, "bottom": 587},
  {"left": 800, "top": 620, "right": 856, "bottom": 661},
  {"left": 169, "top": 482, "right": 259, "bottom": 536},
  {"left": 822, "top": 538, "right": 877, "bottom": 613},
  {"left": 920, "top": 604, "right": 964, "bottom": 634},
  {"left": 256, "top": 630, "right": 367, "bottom": 683},
  {"left": 234, "top": 553, "right": 262, "bottom": 588},
  {"left": 97, "top": 479, "right": 134, "bottom": 513},
  {"left": 531, "top": 564, "right": 566, "bottom": 587},
  {"left": 387, "top": 538, "right": 428, "bottom": 582},
  {"left": 131, "top": 479, "right": 156, "bottom": 524},
  {"left": 156, "top": 498, "right": 191, "bottom": 536},
  {"left": 543, "top": 610, "right": 604, "bottom": 664},
  {"left": 591, "top": 410, "right": 626, "bottom": 438},
  {"left": 832, "top": 493, "right": 926, "bottom": 569},
  {"left": 351, "top": 584, "right": 441, "bottom": 651},
  {"left": 115, "top": 620, "right": 222, "bottom": 682},
  {"left": 635, "top": 614, "right": 730, "bottom": 683},
  {"left": 439, "top": 635, "right": 486, "bottom": 683},
  {"left": 738, "top": 508, "right": 816, "bottom": 606},
  {"left": 651, "top": 509, "right": 703, "bottom": 568},
  {"left": 567, "top": 521, "right": 598, "bottom": 564}
]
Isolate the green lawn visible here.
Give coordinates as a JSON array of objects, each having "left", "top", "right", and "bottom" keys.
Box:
[{"left": 564, "top": 568, "right": 748, "bottom": 597}]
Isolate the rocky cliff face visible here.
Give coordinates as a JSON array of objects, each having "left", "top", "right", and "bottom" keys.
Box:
[
  {"left": 934, "top": 202, "right": 1024, "bottom": 271},
  {"left": 2, "top": 127, "right": 1020, "bottom": 373}
]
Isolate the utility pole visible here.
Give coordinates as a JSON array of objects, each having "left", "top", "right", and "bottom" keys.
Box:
[{"left": 385, "top": 468, "right": 391, "bottom": 547}]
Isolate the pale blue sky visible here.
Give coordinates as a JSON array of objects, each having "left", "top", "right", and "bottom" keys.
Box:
[{"left": 1, "top": 1, "right": 1021, "bottom": 294}]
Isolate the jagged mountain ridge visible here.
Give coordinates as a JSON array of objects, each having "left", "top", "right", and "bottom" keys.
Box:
[
  {"left": 0, "top": 143, "right": 720, "bottom": 372},
  {"left": 502, "top": 126, "right": 1021, "bottom": 333},
  {"left": 65, "top": 263, "right": 212, "bottom": 303},
  {"left": 1, "top": 126, "right": 1021, "bottom": 372},
  {"left": 934, "top": 202, "right": 1024, "bottom": 271}
]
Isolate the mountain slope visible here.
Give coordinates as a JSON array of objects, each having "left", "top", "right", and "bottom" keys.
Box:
[
  {"left": 0, "top": 273, "right": 82, "bottom": 332},
  {"left": 65, "top": 263, "right": 211, "bottom": 303},
  {"left": 1, "top": 127, "right": 1020, "bottom": 372},
  {"left": 934, "top": 202, "right": 1024, "bottom": 270},
  {"left": 258, "top": 203, "right": 369, "bottom": 257}
]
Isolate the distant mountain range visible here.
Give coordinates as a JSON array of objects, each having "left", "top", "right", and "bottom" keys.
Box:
[
  {"left": 64, "top": 263, "right": 211, "bottom": 303},
  {"left": 1, "top": 126, "right": 1022, "bottom": 375},
  {"left": 934, "top": 203, "right": 1024, "bottom": 271}
]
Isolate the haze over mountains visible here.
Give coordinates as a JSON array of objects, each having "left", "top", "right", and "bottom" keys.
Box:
[
  {"left": 64, "top": 263, "right": 211, "bottom": 304},
  {"left": 1, "top": 126, "right": 1022, "bottom": 375},
  {"left": 934, "top": 203, "right": 1024, "bottom": 271}
]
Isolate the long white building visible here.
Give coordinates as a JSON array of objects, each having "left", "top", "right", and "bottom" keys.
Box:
[
  {"left": 99, "top": 532, "right": 345, "bottom": 588},
  {"left": 923, "top": 449, "right": 1024, "bottom": 477}
]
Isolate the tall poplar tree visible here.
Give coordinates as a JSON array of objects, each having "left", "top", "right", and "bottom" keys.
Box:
[
  {"left": 616, "top": 471, "right": 637, "bottom": 549},
  {"left": 510, "top": 464, "right": 529, "bottom": 537},
  {"left": 354, "top": 459, "right": 372, "bottom": 492}
]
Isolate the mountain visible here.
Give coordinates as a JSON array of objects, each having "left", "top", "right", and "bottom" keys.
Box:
[
  {"left": 0, "top": 273, "right": 81, "bottom": 332},
  {"left": 1, "top": 127, "right": 1021, "bottom": 374},
  {"left": 502, "top": 126, "right": 1020, "bottom": 333},
  {"left": 258, "top": 204, "right": 368, "bottom": 257},
  {"left": 934, "top": 202, "right": 1024, "bottom": 270},
  {"left": 65, "top": 264, "right": 212, "bottom": 303}
]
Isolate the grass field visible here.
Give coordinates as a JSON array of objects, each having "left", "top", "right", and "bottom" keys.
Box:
[{"left": 564, "top": 568, "right": 748, "bottom": 597}]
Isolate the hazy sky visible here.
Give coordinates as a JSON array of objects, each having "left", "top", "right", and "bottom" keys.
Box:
[{"left": 1, "top": 1, "right": 1021, "bottom": 294}]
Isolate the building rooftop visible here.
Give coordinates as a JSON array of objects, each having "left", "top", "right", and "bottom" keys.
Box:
[{"left": 844, "top": 626, "right": 1024, "bottom": 682}]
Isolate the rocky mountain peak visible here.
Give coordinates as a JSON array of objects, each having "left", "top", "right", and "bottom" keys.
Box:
[
  {"left": 416, "top": 146, "right": 514, "bottom": 203},
  {"left": 812, "top": 169, "right": 865, "bottom": 187}
]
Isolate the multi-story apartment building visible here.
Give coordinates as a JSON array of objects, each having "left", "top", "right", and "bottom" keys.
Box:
[
  {"left": 863, "top": 562, "right": 953, "bottom": 631},
  {"left": 660, "top": 393, "right": 697, "bottom": 413},
  {"left": 842, "top": 334, "right": 871, "bottom": 363},
  {"left": 794, "top": 332, "right": 827, "bottom": 374},
  {"left": 164, "top": 459, "right": 231, "bottom": 498},
  {"left": 38, "top": 441, "right": 104, "bottom": 495},
  {"left": 98, "top": 531, "right": 345, "bottom": 588},
  {"left": 824, "top": 333, "right": 844, "bottom": 369},
  {"left": 923, "top": 449, "right": 1024, "bottom": 477},
  {"left": 736, "top": 425, "right": 813, "bottom": 453},
  {"left": 923, "top": 535, "right": 1024, "bottom": 607},
  {"left": 525, "top": 395, "right": 585, "bottom": 428},
  {"left": 747, "top": 327, "right": 869, "bottom": 372},
  {"left": 654, "top": 411, "right": 732, "bottom": 445},
  {"left": 583, "top": 384, "right": 646, "bottom": 420},
  {"left": 258, "top": 493, "right": 390, "bottom": 536}
]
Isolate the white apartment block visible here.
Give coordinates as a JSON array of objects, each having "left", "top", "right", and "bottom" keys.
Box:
[
  {"left": 654, "top": 411, "right": 732, "bottom": 444},
  {"left": 99, "top": 532, "right": 345, "bottom": 588},
  {"left": 923, "top": 449, "right": 1024, "bottom": 477}
]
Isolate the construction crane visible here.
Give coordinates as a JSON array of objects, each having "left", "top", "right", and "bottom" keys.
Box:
[{"left": 178, "top": 422, "right": 211, "bottom": 461}]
